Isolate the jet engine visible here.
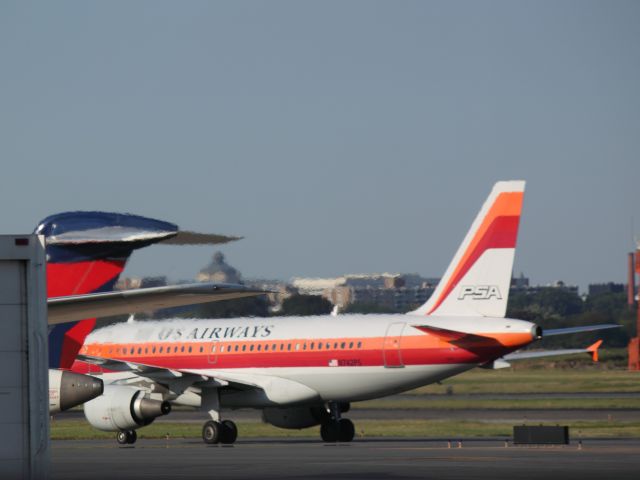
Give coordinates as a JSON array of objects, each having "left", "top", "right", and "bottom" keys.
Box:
[
  {"left": 48, "top": 369, "right": 104, "bottom": 414},
  {"left": 84, "top": 385, "right": 171, "bottom": 431},
  {"left": 262, "top": 406, "right": 329, "bottom": 429}
]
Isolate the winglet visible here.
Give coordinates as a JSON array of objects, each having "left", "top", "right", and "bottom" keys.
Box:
[{"left": 587, "top": 340, "right": 603, "bottom": 362}]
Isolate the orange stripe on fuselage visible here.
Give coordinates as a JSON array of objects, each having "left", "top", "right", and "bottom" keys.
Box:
[{"left": 75, "top": 331, "right": 533, "bottom": 372}]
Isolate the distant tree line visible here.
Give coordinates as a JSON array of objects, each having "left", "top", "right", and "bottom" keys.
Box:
[{"left": 506, "top": 289, "right": 635, "bottom": 348}]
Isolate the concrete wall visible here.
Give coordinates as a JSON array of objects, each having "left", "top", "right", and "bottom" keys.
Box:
[{"left": 0, "top": 235, "right": 48, "bottom": 479}]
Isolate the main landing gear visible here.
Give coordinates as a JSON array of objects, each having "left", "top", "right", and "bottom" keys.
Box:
[
  {"left": 320, "top": 402, "right": 355, "bottom": 442},
  {"left": 202, "top": 419, "right": 238, "bottom": 445},
  {"left": 116, "top": 430, "right": 137, "bottom": 445},
  {"left": 201, "top": 388, "right": 238, "bottom": 445}
]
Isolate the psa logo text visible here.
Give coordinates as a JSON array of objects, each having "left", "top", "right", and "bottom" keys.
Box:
[{"left": 458, "top": 285, "right": 502, "bottom": 300}]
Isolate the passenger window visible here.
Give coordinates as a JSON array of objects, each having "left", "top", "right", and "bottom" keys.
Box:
[
  {"left": 221, "top": 345, "right": 225, "bottom": 353},
  {"left": 250, "top": 344, "right": 254, "bottom": 352},
  {"left": 295, "top": 344, "right": 300, "bottom": 351},
  {"left": 152, "top": 346, "right": 156, "bottom": 354},
  {"left": 137, "top": 347, "right": 142, "bottom": 354},
  {"left": 303, "top": 343, "right": 307, "bottom": 350},
  {"left": 200, "top": 346, "right": 204, "bottom": 353},
  {"left": 318, "top": 343, "right": 322, "bottom": 350},
  {"left": 257, "top": 344, "right": 262, "bottom": 351},
  {"left": 188, "top": 346, "right": 192, "bottom": 353},
  {"left": 235, "top": 345, "right": 239, "bottom": 352},
  {"left": 242, "top": 345, "right": 246, "bottom": 352},
  {"left": 280, "top": 344, "right": 284, "bottom": 351},
  {"left": 287, "top": 344, "right": 292, "bottom": 351},
  {"left": 357, "top": 341, "right": 362, "bottom": 348},
  {"left": 340, "top": 342, "right": 346, "bottom": 349},
  {"left": 349, "top": 342, "right": 353, "bottom": 349},
  {"left": 159, "top": 346, "right": 163, "bottom": 353},
  {"left": 211, "top": 345, "right": 216, "bottom": 353},
  {"left": 333, "top": 343, "right": 338, "bottom": 349},
  {"left": 310, "top": 342, "right": 315, "bottom": 350},
  {"left": 264, "top": 344, "right": 269, "bottom": 351},
  {"left": 181, "top": 346, "right": 185, "bottom": 353},
  {"left": 174, "top": 346, "right": 178, "bottom": 353}
]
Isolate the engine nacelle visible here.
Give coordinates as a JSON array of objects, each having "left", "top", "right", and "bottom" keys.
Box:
[
  {"left": 262, "top": 406, "right": 329, "bottom": 429},
  {"left": 49, "top": 369, "right": 104, "bottom": 414},
  {"left": 84, "top": 385, "right": 171, "bottom": 431}
]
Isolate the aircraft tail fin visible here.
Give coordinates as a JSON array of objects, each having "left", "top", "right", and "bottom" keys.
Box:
[
  {"left": 409, "top": 181, "right": 525, "bottom": 318},
  {"left": 38, "top": 211, "right": 180, "bottom": 369}
]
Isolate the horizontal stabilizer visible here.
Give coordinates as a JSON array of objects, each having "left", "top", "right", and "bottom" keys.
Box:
[
  {"left": 543, "top": 324, "right": 620, "bottom": 337},
  {"left": 36, "top": 211, "right": 178, "bottom": 246},
  {"left": 159, "top": 230, "right": 242, "bottom": 245},
  {"left": 48, "top": 283, "right": 267, "bottom": 325},
  {"left": 412, "top": 325, "right": 492, "bottom": 344}
]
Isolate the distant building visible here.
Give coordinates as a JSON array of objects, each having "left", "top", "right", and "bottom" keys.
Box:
[
  {"left": 588, "top": 282, "right": 624, "bottom": 296},
  {"left": 292, "top": 273, "right": 436, "bottom": 310},
  {"left": 197, "top": 252, "right": 242, "bottom": 284},
  {"left": 115, "top": 277, "right": 143, "bottom": 290},
  {"left": 140, "top": 276, "right": 167, "bottom": 288},
  {"left": 245, "top": 278, "right": 298, "bottom": 313},
  {"left": 511, "top": 273, "right": 530, "bottom": 289}
]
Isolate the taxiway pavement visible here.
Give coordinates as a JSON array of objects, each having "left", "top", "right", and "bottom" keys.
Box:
[{"left": 51, "top": 438, "right": 640, "bottom": 480}]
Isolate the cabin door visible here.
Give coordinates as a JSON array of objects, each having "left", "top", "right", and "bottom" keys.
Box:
[
  {"left": 383, "top": 322, "right": 405, "bottom": 368},
  {"left": 207, "top": 341, "right": 219, "bottom": 364}
]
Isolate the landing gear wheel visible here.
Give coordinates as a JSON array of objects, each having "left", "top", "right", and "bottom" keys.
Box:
[
  {"left": 338, "top": 418, "right": 355, "bottom": 442},
  {"left": 116, "top": 431, "right": 128, "bottom": 445},
  {"left": 220, "top": 420, "right": 238, "bottom": 444},
  {"left": 320, "top": 419, "right": 355, "bottom": 443},
  {"left": 202, "top": 420, "right": 221, "bottom": 444},
  {"left": 320, "top": 422, "right": 339, "bottom": 442},
  {"left": 117, "top": 430, "right": 137, "bottom": 445}
]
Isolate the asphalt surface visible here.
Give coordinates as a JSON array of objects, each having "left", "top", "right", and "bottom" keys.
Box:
[{"left": 51, "top": 437, "right": 640, "bottom": 480}]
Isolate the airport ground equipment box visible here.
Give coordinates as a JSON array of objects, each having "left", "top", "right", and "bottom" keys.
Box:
[
  {"left": 0, "top": 235, "right": 49, "bottom": 479},
  {"left": 513, "top": 425, "right": 570, "bottom": 445}
]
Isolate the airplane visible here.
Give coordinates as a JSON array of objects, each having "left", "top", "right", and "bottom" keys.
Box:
[
  {"left": 47, "top": 182, "right": 618, "bottom": 445},
  {"left": 42, "top": 211, "right": 267, "bottom": 413}
]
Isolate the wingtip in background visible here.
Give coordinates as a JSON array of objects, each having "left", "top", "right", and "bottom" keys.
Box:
[{"left": 587, "top": 339, "right": 603, "bottom": 362}]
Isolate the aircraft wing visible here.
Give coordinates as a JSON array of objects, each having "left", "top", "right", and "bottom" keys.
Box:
[
  {"left": 483, "top": 340, "right": 603, "bottom": 369},
  {"left": 77, "top": 355, "right": 320, "bottom": 403},
  {"left": 505, "top": 340, "right": 602, "bottom": 362},
  {"left": 47, "top": 283, "right": 267, "bottom": 325}
]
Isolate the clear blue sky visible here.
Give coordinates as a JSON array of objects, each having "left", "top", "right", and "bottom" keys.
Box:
[{"left": 1, "top": 1, "right": 638, "bottom": 292}]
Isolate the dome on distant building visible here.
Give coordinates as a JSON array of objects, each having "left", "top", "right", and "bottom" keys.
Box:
[{"left": 197, "top": 251, "right": 242, "bottom": 284}]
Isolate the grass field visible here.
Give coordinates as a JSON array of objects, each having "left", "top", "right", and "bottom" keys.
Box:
[
  {"left": 355, "top": 397, "right": 640, "bottom": 410},
  {"left": 50, "top": 419, "right": 640, "bottom": 440},
  {"left": 51, "top": 365, "right": 640, "bottom": 440},
  {"left": 407, "top": 368, "right": 640, "bottom": 396}
]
